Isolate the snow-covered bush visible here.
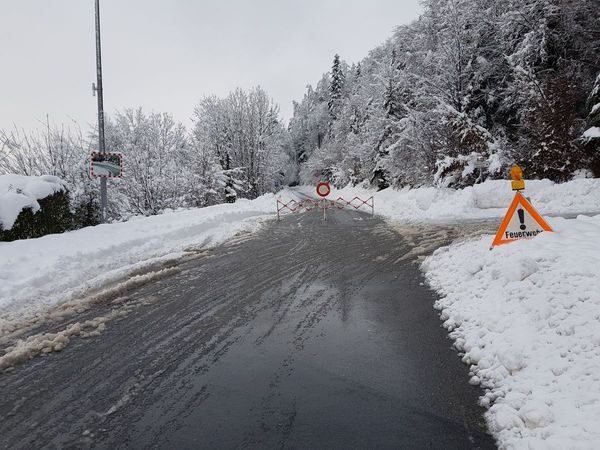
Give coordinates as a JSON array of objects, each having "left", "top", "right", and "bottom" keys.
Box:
[
  {"left": 0, "top": 175, "right": 71, "bottom": 241},
  {"left": 0, "top": 125, "right": 101, "bottom": 228}
]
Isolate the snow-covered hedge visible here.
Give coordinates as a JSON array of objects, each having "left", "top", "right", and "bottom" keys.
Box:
[{"left": 0, "top": 175, "right": 71, "bottom": 241}]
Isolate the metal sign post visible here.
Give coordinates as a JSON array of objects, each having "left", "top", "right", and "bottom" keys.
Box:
[
  {"left": 94, "top": 0, "right": 108, "bottom": 222},
  {"left": 316, "top": 182, "right": 330, "bottom": 221},
  {"left": 490, "top": 165, "right": 553, "bottom": 248}
]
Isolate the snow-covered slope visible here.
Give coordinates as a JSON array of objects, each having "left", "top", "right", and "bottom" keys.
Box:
[
  {"left": 0, "top": 192, "right": 292, "bottom": 335},
  {"left": 315, "top": 178, "right": 600, "bottom": 223}
]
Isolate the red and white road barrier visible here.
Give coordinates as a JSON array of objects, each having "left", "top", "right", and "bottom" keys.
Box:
[
  {"left": 276, "top": 196, "right": 374, "bottom": 220},
  {"left": 332, "top": 196, "right": 374, "bottom": 214}
]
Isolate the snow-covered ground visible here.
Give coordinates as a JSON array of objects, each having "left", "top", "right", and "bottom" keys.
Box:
[
  {"left": 423, "top": 215, "right": 600, "bottom": 449},
  {"left": 0, "top": 192, "right": 298, "bottom": 336},
  {"left": 3, "top": 176, "right": 600, "bottom": 448},
  {"left": 296, "top": 178, "right": 600, "bottom": 448},
  {"left": 310, "top": 177, "right": 600, "bottom": 223}
]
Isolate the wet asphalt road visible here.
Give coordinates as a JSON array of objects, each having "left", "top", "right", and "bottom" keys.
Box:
[{"left": 0, "top": 207, "right": 496, "bottom": 449}]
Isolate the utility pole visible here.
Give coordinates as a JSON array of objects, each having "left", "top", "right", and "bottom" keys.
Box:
[{"left": 94, "top": 0, "right": 107, "bottom": 222}]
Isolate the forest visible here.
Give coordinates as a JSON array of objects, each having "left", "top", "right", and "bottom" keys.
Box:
[
  {"left": 290, "top": 0, "right": 600, "bottom": 189},
  {"left": 1, "top": 0, "right": 599, "bottom": 227}
]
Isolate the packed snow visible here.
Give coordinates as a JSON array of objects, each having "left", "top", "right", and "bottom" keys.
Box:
[
  {"left": 0, "top": 175, "right": 67, "bottom": 230},
  {"left": 583, "top": 127, "right": 600, "bottom": 140},
  {"left": 0, "top": 191, "right": 298, "bottom": 335}
]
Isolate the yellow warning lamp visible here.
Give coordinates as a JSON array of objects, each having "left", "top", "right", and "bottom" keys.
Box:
[{"left": 510, "top": 165, "right": 525, "bottom": 191}]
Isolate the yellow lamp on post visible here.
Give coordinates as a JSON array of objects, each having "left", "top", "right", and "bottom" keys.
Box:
[{"left": 511, "top": 165, "right": 525, "bottom": 191}]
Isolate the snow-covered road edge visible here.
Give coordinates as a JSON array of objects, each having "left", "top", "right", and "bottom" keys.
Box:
[
  {"left": 422, "top": 215, "right": 600, "bottom": 449},
  {"left": 296, "top": 178, "right": 600, "bottom": 223},
  {"left": 0, "top": 192, "right": 294, "bottom": 336}
]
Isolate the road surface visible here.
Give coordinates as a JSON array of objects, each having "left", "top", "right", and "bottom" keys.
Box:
[
  {"left": 91, "top": 161, "right": 121, "bottom": 177},
  {"left": 0, "top": 207, "right": 496, "bottom": 449}
]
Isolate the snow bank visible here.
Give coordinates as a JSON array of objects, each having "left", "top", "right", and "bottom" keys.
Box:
[
  {"left": 0, "top": 192, "right": 291, "bottom": 335},
  {"left": 295, "top": 178, "right": 600, "bottom": 447},
  {"left": 0, "top": 175, "right": 67, "bottom": 230},
  {"left": 583, "top": 127, "right": 600, "bottom": 140},
  {"left": 311, "top": 178, "right": 600, "bottom": 222},
  {"left": 422, "top": 215, "right": 600, "bottom": 449}
]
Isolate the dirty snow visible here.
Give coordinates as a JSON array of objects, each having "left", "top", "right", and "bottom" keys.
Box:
[
  {"left": 0, "top": 174, "right": 67, "bottom": 230},
  {"left": 0, "top": 191, "right": 297, "bottom": 335},
  {"left": 422, "top": 215, "right": 600, "bottom": 449}
]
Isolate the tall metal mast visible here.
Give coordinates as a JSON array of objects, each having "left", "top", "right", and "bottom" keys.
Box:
[{"left": 94, "top": 0, "right": 107, "bottom": 222}]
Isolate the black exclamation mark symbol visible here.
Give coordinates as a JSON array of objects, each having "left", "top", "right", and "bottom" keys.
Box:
[{"left": 518, "top": 209, "right": 526, "bottom": 230}]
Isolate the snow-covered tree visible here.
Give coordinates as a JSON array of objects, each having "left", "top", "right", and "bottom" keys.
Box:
[
  {"left": 328, "top": 54, "right": 346, "bottom": 123},
  {"left": 0, "top": 122, "right": 100, "bottom": 225},
  {"left": 192, "top": 87, "right": 289, "bottom": 200},
  {"left": 103, "top": 109, "right": 191, "bottom": 216},
  {"left": 290, "top": 0, "right": 600, "bottom": 188},
  {"left": 581, "top": 74, "right": 600, "bottom": 176}
]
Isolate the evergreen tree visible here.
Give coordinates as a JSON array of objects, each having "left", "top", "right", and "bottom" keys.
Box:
[
  {"left": 289, "top": 0, "right": 600, "bottom": 188},
  {"left": 383, "top": 49, "right": 403, "bottom": 119},
  {"left": 328, "top": 54, "right": 345, "bottom": 122},
  {"left": 582, "top": 74, "right": 600, "bottom": 176},
  {"left": 584, "top": 75, "right": 600, "bottom": 132}
]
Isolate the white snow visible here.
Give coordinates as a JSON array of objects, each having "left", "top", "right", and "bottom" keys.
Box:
[
  {"left": 302, "top": 178, "right": 600, "bottom": 223},
  {"left": 583, "top": 127, "right": 600, "bottom": 140},
  {"left": 295, "top": 178, "right": 600, "bottom": 448},
  {"left": 4, "top": 174, "right": 600, "bottom": 448},
  {"left": 0, "top": 175, "right": 67, "bottom": 230},
  {"left": 0, "top": 191, "right": 297, "bottom": 335},
  {"left": 422, "top": 214, "right": 600, "bottom": 449}
]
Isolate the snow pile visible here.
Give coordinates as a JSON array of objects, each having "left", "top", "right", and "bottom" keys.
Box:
[
  {"left": 0, "top": 174, "right": 67, "bottom": 230},
  {"left": 422, "top": 215, "right": 600, "bottom": 449},
  {"left": 312, "top": 178, "right": 600, "bottom": 222},
  {"left": 0, "top": 192, "right": 291, "bottom": 334},
  {"left": 583, "top": 127, "right": 600, "bottom": 140}
]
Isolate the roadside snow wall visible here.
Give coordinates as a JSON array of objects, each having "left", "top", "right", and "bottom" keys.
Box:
[
  {"left": 423, "top": 215, "right": 600, "bottom": 449},
  {"left": 314, "top": 178, "right": 600, "bottom": 223},
  {"left": 0, "top": 191, "right": 294, "bottom": 335}
]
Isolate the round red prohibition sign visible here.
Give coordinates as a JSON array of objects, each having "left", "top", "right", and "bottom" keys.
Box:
[{"left": 316, "top": 182, "right": 331, "bottom": 197}]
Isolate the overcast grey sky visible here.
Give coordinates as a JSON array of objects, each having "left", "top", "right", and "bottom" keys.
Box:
[{"left": 0, "top": 0, "right": 422, "bottom": 132}]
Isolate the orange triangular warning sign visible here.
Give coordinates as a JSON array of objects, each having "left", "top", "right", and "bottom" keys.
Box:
[{"left": 491, "top": 192, "right": 553, "bottom": 247}]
